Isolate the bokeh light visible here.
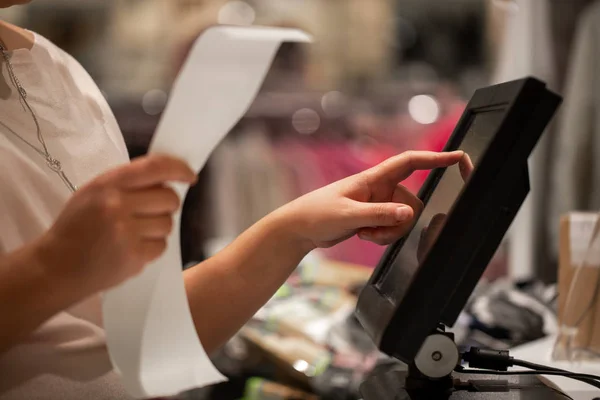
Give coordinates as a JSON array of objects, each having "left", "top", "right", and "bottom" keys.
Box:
[
  {"left": 292, "top": 108, "right": 321, "bottom": 134},
  {"left": 321, "top": 91, "right": 347, "bottom": 118},
  {"left": 408, "top": 95, "right": 440, "bottom": 125},
  {"left": 142, "top": 89, "right": 168, "bottom": 116},
  {"left": 218, "top": 1, "right": 256, "bottom": 26}
]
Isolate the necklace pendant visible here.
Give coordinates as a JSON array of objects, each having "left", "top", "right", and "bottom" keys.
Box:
[{"left": 46, "top": 157, "right": 62, "bottom": 172}]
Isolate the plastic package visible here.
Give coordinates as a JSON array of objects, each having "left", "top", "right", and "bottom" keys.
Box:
[{"left": 554, "top": 213, "right": 600, "bottom": 361}]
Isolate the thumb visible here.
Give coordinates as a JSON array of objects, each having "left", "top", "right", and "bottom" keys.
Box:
[{"left": 351, "top": 202, "right": 414, "bottom": 228}]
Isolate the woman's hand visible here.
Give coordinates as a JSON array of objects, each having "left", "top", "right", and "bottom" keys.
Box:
[
  {"left": 39, "top": 154, "right": 196, "bottom": 294},
  {"left": 183, "top": 150, "right": 463, "bottom": 351},
  {"left": 278, "top": 151, "right": 464, "bottom": 249}
]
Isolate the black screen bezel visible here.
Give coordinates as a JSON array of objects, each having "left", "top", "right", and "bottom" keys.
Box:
[{"left": 355, "top": 77, "right": 561, "bottom": 362}]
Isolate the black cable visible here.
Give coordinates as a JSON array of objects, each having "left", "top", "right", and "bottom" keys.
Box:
[
  {"left": 455, "top": 367, "right": 600, "bottom": 391},
  {"left": 512, "top": 358, "right": 600, "bottom": 388},
  {"left": 461, "top": 348, "right": 600, "bottom": 380},
  {"left": 512, "top": 359, "right": 566, "bottom": 373},
  {"left": 460, "top": 348, "right": 600, "bottom": 392}
]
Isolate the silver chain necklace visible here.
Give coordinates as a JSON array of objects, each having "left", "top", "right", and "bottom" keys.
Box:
[{"left": 0, "top": 40, "right": 77, "bottom": 192}]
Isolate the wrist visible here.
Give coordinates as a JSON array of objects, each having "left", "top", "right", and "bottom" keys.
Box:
[
  {"left": 266, "top": 205, "right": 317, "bottom": 256},
  {"left": 34, "top": 234, "right": 96, "bottom": 301}
]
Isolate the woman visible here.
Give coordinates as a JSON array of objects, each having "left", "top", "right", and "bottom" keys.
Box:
[{"left": 0, "top": 2, "right": 464, "bottom": 399}]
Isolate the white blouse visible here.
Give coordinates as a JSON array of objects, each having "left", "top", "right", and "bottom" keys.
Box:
[{"left": 0, "top": 32, "right": 136, "bottom": 399}]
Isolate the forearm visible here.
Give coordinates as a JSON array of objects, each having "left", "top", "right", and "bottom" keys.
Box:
[
  {"left": 0, "top": 238, "right": 89, "bottom": 353},
  {"left": 184, "top": 208, "right": 313, "bottom": 353}
]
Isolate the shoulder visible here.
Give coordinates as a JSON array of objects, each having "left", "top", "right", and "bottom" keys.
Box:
[
  {"left": 32, "top": 33, "right": 99, "bottom": 94},
  {"left": 30, "top": 32, "right": 129, "bottom": 158}
]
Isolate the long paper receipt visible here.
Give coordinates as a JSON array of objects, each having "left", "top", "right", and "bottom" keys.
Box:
[{"left": 102, "top": 26, "right": 312, "bottom": 399}]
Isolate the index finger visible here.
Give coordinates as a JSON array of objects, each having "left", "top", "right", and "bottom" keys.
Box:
[
  {"left": 100, "top": 154, "right": 197, "bottom": 189},
  {"left": 371, "top": 150, "right": 464, "bottom": 183}
]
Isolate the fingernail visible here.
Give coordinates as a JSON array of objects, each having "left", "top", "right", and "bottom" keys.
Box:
[
  {"left": 396, "top": 206, "right": 412, "bottom": 222},
  {"left": 358, "top": 232, "right": 371, "bottom": 240}
]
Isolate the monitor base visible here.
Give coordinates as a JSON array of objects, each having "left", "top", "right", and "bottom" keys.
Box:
[{"left": 360, "top": 365, "right": 569, "bottom": 400}]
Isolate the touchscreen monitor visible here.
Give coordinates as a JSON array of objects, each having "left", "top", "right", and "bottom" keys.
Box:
[{"left": 356, "top": 77, "right": 562, "bottom": 363}]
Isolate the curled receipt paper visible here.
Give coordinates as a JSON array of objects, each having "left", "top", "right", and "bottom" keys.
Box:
[{"left": 102, "top": 26, "right": 312, "bottom": 398}]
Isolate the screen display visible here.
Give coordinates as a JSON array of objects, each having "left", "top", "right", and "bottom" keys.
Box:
[{"left": 376, "top": 110, "right": 505, "bottom": 302}]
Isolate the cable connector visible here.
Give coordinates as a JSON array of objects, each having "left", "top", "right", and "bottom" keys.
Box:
[{"left": 461, "top": 348, "right": 514, "bottom": 372}]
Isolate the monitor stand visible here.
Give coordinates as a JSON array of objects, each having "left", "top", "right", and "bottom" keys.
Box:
[{"left": 360, "top": 331, "right": 568, "bottom": 400}]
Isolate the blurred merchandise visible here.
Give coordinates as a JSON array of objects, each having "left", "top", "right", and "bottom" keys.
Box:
[
  {"left": 554, "top": 212, "right": 600, "bottom": 361},
  {"left": 196, "top": 258, "right": 381, "bottom": 399},
  {"left": 466, "top": 280, "right": 557, "bottom": 349},
  {"left": 251, "top": 287, "right": 355, "bottom": 345},
  {"left": 204, "top": 267, "right": 560, "bottom": 400},
  {"left": 242, "top": 324, "right": 332, "bottom": 385},
  {"left": 242, "top": 378, "right": 318, "bottom": 400}
]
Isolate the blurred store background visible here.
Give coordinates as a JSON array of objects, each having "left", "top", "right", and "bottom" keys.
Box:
[
  {"left": 1, "top": 0, "right": 492, "bottom": 268},
  {"left": 3, "top": 0, "right": 598, "bottom": 398}
]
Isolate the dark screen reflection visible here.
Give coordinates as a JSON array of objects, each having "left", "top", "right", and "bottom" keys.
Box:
[{"left": 377, "top": 110, "right": 505, "bottom": 303}]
